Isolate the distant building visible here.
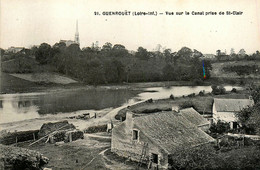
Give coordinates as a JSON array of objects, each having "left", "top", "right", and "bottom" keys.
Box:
[
  {"left": 111, "top": 110, "right": 214, "bottom": 169},
  {"left": 59, "top": 20, "right": 80, "bottom": 47},
  {"left": 59, "top": 40, "right": 77, "bottom": 47},
  {"left": 203, "top": 54, "right": 216, "bottom": 59},
  {"left": 212, "top": 98, "right": 254, "bottom": 129},
  {"left": 6, "top": 46, "right": 23, "bottom": 53}
]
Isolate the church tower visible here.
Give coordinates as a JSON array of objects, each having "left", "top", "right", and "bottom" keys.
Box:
[{"left": 74, "top": 20, "right": 80, "bottom": 46}]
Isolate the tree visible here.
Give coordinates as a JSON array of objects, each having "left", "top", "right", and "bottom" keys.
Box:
[
  {"left": 238, "top": 49, "right": 246, "bottom": 57},
  {"left": 162, "top": 64, "right": 175, "bottom": 81},
  {"left": 176, "top": 47, "right": 193, "bottom": 62},
  {"left": 35, "top": 43, "right": 52, "bottom": 64},
  {"left": 0, "top": 48, "right": 5, "bottom": 55},
  {"left": 250, "top": 85, "right": 260, "bottom": 103},
  {"left": 230, "top": 48, "right": 235, "bottom": 55},
  {"left": 211, "top": 85, "right": 226, "bottom": 95},
  {"left": 112, "top": 44, "right": 126, "bottom": 50},
  {"left": 236, "top": 103, "right": 260, "bottom": 134},
  {"left": 102, "top": 42, "right": 112, "bottom": 51},
  {"left": 216, "top": 49, "right": 221, "bottom": 56},
  {"left": 111, "top": 44, "right": 128, "bottom": 57},
  {"left": 164, "top": 49, "right": 173, "bottom": 63},
  {"left": 135, "top": 47, "right": 149, "bottom": 60}
]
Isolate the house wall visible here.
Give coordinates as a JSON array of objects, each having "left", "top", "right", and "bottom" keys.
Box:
[
  {"left": 111, "top": 113, "right": 169, "bottom": 168},
  {"left": 212, "top": 102, "right": 238, "bottom": 129},
  {"left": 212, "top": 102, "right": 217, "bottom": 123}
]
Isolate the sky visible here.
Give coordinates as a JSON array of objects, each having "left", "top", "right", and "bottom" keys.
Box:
[{"left": 1, "top": 0, "right": 260, "bottom": 54}]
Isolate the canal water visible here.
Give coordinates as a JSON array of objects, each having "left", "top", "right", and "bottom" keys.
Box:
[{"left": 0, "top": 85, "right": 241, "bottom": 123}]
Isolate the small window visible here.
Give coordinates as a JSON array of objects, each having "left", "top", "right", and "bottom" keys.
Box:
[
  {"left": 233, "top": 122, "right": 238, "bottom": 129},
  {"left": 151, "top": 153, "right": 158, "bottom": 164},
  {"left": 133, "top": 130, "right": 139, "bottom": 140}
]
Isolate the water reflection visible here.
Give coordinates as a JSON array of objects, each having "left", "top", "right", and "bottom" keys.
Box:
[
  {"left": 138, "top": 85, "right": 242, "bottom": 100},
  {"left": 0, "top": 89, "right": 138, "bottom": 123},
  {"left": 0, "top": 85, "right": 242, "bottom": 123}
]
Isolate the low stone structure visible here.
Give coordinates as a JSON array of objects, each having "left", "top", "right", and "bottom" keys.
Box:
[
  {"left": 0, "top": 144, "right": 48, "bottom": 169},
  {"left": 64, "top": 130, "right": 84, "bottom": 143},
  {"left": 46, "top": 130, "right": 84, "bottom": 144},
  {"left": 0, "top": 130, "right": 39, "bottom": 145}
]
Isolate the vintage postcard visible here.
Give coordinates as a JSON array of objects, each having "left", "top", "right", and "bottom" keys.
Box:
[{"left": 0, "top": 0, "right": 260, "bottom": 169}]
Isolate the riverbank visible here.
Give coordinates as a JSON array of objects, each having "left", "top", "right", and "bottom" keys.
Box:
[{"left": 2, "top": 72, "right": 255, "bottom": 95}]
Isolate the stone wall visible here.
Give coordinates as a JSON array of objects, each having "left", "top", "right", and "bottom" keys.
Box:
[
  {"left": 111, "top": 122, "right": 168, "bottom": 168},
  {"left": 0, "top": 130, "right": 39, "bottom": 145}
]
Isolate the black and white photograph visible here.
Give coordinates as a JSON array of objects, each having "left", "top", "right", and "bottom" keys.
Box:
[{"left": 0, "top": 0, "right": 260, "bottom": 169}]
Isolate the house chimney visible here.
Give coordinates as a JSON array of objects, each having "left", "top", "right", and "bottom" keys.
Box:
[
  {"left": 172, "top": 105, "right": 180, "bottom": 112},
  {"left": 125, "top": 111, "right": 134, "bottom": 134}
]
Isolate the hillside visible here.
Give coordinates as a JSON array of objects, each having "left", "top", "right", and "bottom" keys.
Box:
[{"left": 211, "top": 60, "right": 260, "bottom": 78}]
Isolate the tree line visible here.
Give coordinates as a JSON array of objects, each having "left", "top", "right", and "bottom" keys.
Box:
[{"left": 2, "top": 42, "right": 212, "bottom": 85}]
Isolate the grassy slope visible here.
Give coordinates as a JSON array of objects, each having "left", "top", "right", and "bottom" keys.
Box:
[
  {"left": 0, "top": 72, "right": 39, "bottom": 94},
  {"left": 211, "top": 60, "right": 260, "bottom": 78}
]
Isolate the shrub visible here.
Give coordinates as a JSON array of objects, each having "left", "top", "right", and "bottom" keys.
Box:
[
  {"left": 169, "top": 94, "right": 175, "bottom": 100},
  {"left": 231, "top": 88, "right": 237, "bottom": 93},
  {"left": 209, "top": 120, "right": 230, "bottom": 134},
  {"left": 211, "top": 85, "right": 226, "bottom": 95},
  {"left": 199, "top": 90, "right": 205, "bottom": 96},
  {"left": 145, "top": 98, "right": 153, "bottom": 103},
  {"left": 179, "top": 101, "right": 194, "bottom": 109},
  {"left": 84, "top": 124, "right": 107, "bottom": 133}
]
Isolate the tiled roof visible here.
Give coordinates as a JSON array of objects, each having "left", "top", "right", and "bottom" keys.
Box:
[
  {"left": 214, "top": 98, "right": 254, "bottom": 112},
  {"left": 134, "top": 111, "right": 214, "bottom": 153},
  {"left": 180, "top": 108, "right": 209, "bottom": 126}
]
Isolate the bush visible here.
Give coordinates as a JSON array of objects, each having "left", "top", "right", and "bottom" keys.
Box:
[
  {"left": 145, "top": 98, "right": 153, "bottom": 103},
  {"left": 199, "top": 90, "right": 205, "bottom": 96},
  {"left": 169, "top": 94, "right": 175, "bottom": 100},
  {"left": 84, "top": 124, "right": 107, "bottom": 133},
  {"left": 231, "top": 88, "right": 237, "bottom": 93},
  {"left": 211, "top": 85, "right": 226, "bottom": 95},
  {"left": 209, "top": 120, "right": 230, "bottom": 134},
  {"left": 179, "top": 101, "right": 194, "bottom": 109},
  {"left": 187, "top": 93, "right": 195, "bottom": 97}
]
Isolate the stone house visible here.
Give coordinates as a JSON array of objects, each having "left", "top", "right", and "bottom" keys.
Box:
[
  {"left": 212, "top": 98, "right": 254, "bottom": 129},
  {"left": 111, "top": 110, "right": 214, "bottom": 169}
]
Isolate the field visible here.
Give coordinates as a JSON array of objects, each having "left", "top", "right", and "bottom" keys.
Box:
[
  {"left": 211, "top": 60, "right": 260, "bottom": 78},
  {"left": 16, "top": 132, "right": 142, "bottom": 170},
  {"left": 10, "top": 73, "right": 77, "bottom": 84}
]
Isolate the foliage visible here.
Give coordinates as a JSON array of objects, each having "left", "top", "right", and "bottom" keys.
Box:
[
  {"left": 249, "top": 85, "right": 260, "bottom": 104},
  {"left": 209, "top": 120, "right": 230, "bottom": 134},
  {"left": 223, "top": 65, "right": 259, "bottom": 76},
  {"left": 35, "top": 43, "right": 52, "bottom": 64},
  {"left": 2, "top": 42, "right": 213, "bottom": 85},
  {"left": 211, "top": 85, "right": 226, "bottom": 95},
  {"left": 169, "top": 144, "right": 260, "bottom": 170},
  {"left": 231, "top": 88, "right": 237, "bottom": 93},
  {"left": 169, "top": 94, "right": 175, "bottom": 100},
  {"left": 169, "top": 144, "right": 217, "bottom": 170},
  {"left": 236, "top": 102, "right": 260, "bottom": 135},
  {"left": 135, "top": 47, "right": 150, "bottom": 60}
]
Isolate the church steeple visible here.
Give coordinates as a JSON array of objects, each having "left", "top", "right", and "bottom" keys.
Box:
[{"left": 75, "top": 20, "right": 80, "bottom": 45}]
